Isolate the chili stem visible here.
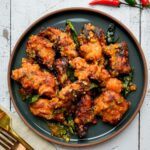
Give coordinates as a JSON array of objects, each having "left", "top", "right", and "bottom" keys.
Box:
[{"left": 120, "top": 1, "right": 143, "bottom": 8}]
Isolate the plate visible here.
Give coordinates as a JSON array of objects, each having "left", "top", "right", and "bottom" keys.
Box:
[{"left": 8, "top": 8, "right": 148, "bottom": 147}]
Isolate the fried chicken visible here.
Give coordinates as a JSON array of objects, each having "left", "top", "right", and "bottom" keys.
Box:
[
  {"left": 54, "top": 57, "right": 71, "bottom": 87},
  {"left": 11, "top": 58, "right": 58, "bottom": 98},
  {"left": 58, "top": 80, "right": 91, "bottom": 103},
  {"left": 39, "top": 27, "right": 78, "bottom": 59},
  {"left": 29, "top": 98, "right": 65, "bottom": 122},
  {"left": 30, "top": 81, "right": 91, "bottom": 121},
  {"left": 70, "top": 57, "right": 110, "bottom": 82},
  {"left": 26, "top": 35, "right": 55, "bottom": 68},
  {"left": 103, "top": 42, "right": 131, "bottom": 76},
  {"left": 94, "top": 90, "right": 130, "bottom": 124},
  {"left": 105, "top": 78, "right": 123, "bottom": 93},
  {"left": 78, "top": 23, "right": 105, "bottom": 62},
  {"left": 11, "top": 22, "right": 136, "bottom": 140},
  {"left": 74, "top": 95, "right": 96, "bottom": 137}
]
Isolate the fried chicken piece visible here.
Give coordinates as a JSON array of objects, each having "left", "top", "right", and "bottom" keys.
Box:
[
  {"left": 74, "top": 95, "right": 96, "bottom": 137},
  {"left": 39, "top": 27, "right": 78, "bottom": 59},
  {"left": 11, "top": 58, "right": 58, "bottom": 98},
  {"left": 29, "top": 98, "right": 65, "bottom": 122},
  {"left": 26, "top": 35, "right": 55, "bottom": 68},
  {"left": 103, "top": 42, "right": 131, "bottom": 76},
  {"left": 54, "top": 57, "right": 71, "bottom": 87},
  {"left": 78, "top": 23, "right": 106, "bottom": 62},
  {"left": 30, "top": 81, "right": 91, "bottom": 121},
  {"left": 70, "top": 57, "right": 110, "bottom": 82},
  {"left": 59, "top": 80, "right": 91, "bottom": 103},
  {"left": 105, "top": 78, "right": 123, "bottom": 93},
  {"left": 94, "top": 90, "right": 130, "bottom": 124}
]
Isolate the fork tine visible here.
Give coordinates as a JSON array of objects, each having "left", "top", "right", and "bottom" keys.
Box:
[
  {"left": 0, "top": 128, "right": 17, "bottom": 143},
  {"left": 0, "top": 135, "right": 12, "bottom": 149},
  {"left": 0, "top": 140, "right": 10, "bottom": 150}
]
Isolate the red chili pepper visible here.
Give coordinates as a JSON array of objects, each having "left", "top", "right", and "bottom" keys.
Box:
[
  {"left": 140, "top": 0, "right": 150, "bottom": 7},
  {"left": 89, "top": 0, "right": 121, "bottom": 7},
  {"left": 89, "top": 0, "right": 143, "bottom": 8}
]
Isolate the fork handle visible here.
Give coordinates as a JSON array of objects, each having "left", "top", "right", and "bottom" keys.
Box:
[{"left": 9, "top": 128, "right": 34, "bottom": 150}]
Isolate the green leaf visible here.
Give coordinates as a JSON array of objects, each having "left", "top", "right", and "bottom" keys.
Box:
[
  {"left": 66, "top": 65, "right": 77, "bottom": 82},
  {"left": 48, "top": 123, "right": 70, "bottom": 142},
  {"left": 27, "top": 95, "right": 40, "bottom": 104},
  {"left": 66, "top": 20, "right": 80, "bottom": 48},
  {"left": 105, "top": 23, "right": 119, "bottom": 45},
  {"left": 90, "top": 82, "right": 99, "bottom": 89},
  {"left": 125, "top": 0, "right": 136, "bottom": 6}
]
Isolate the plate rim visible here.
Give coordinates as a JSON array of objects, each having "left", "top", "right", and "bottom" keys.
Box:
[{"left": 7, "top": 7, "right": 148, "bottom": 147}]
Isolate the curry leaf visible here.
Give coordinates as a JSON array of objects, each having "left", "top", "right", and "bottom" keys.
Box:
[
  {"left": 66, "top": 20, "right": 80, "bottom": 48},
  {"left": 26, "top": 95, "right": 40, "bottom": 104},
  {"left": 106, "top": 23, "right": 119, "bottom": 45},
  {"left": 66, "top": 65, "right": 77, "bottom": 82}
]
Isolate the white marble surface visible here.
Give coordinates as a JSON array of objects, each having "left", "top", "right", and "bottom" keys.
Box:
[{"left": 0, "top": 0, "right": 150, "bottom": 149}]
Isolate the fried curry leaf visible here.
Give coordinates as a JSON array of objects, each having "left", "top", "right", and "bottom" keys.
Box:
[
  {"left": 48, "top": 116, "right": 76, "bottom": 142},
  {"left": 48, "top": 123, "right": 70, "bottom": 142},
  {"left": 121, "top": 69, "right": 136, "bottom": 97},
  {"left": 66, "top": 20, "right": 80, "bottom": 48},
  {"left": 67, "top": 116, "right": 75, "bottom": 134},
  {"left": 66, "top": 65, "right": 77, "bottom": 82},
  {"left": 26, "top": 95, "right": 40, "bottom": 104},
  {"left": 90, "top": 82, "right": 99, "bottom": 89},
  {"left": 106, "top": 23, "right": 119, "bottom": 45}
]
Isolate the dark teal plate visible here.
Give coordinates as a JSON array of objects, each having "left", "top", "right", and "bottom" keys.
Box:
[{"left": 8, "top": 8, "right": 148, "bottom": 147}]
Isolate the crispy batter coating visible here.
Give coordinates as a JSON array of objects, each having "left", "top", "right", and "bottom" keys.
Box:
[
  {"left": 78, "top": 23, "right": 105, "bottom": 62},
  {"left": 70, "top": 57, "right": 110, "bottom": 81},
  {"left": 94, "top": 90, "right": 130, "bottom": 124},
  {"left": 26, "top": 35, "right": 55, "bottom": 68},
  {"left": 29, "top": 98, "right": 65, "bottom": 122},
  {"left": 39, "top": 27, "right": 78, "bottom": 59},
  {"left": 30, "top": 81, "right": 91, "bottom": 121},
  {"left": 54, "top": 57, "right": 71, "bottom": 87},
  {"left": 59, "top": 80, "right": 91, "bottom": 103},
  {"left": 105, "top": 78, "right": 123, "bottom": 93},
  {"left": 103, "top": 42, "right": 131, "bottom": 76},
  {"left": 11, "top": 58, "right": 58, "bottom": 98},
  {"left": 74, "top": 95, "right": 96, "bottom": 137}
]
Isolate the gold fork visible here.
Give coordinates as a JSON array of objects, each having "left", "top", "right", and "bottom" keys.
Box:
[{"left": 0, "top": 107, "right": 34, "bottom": 150}]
